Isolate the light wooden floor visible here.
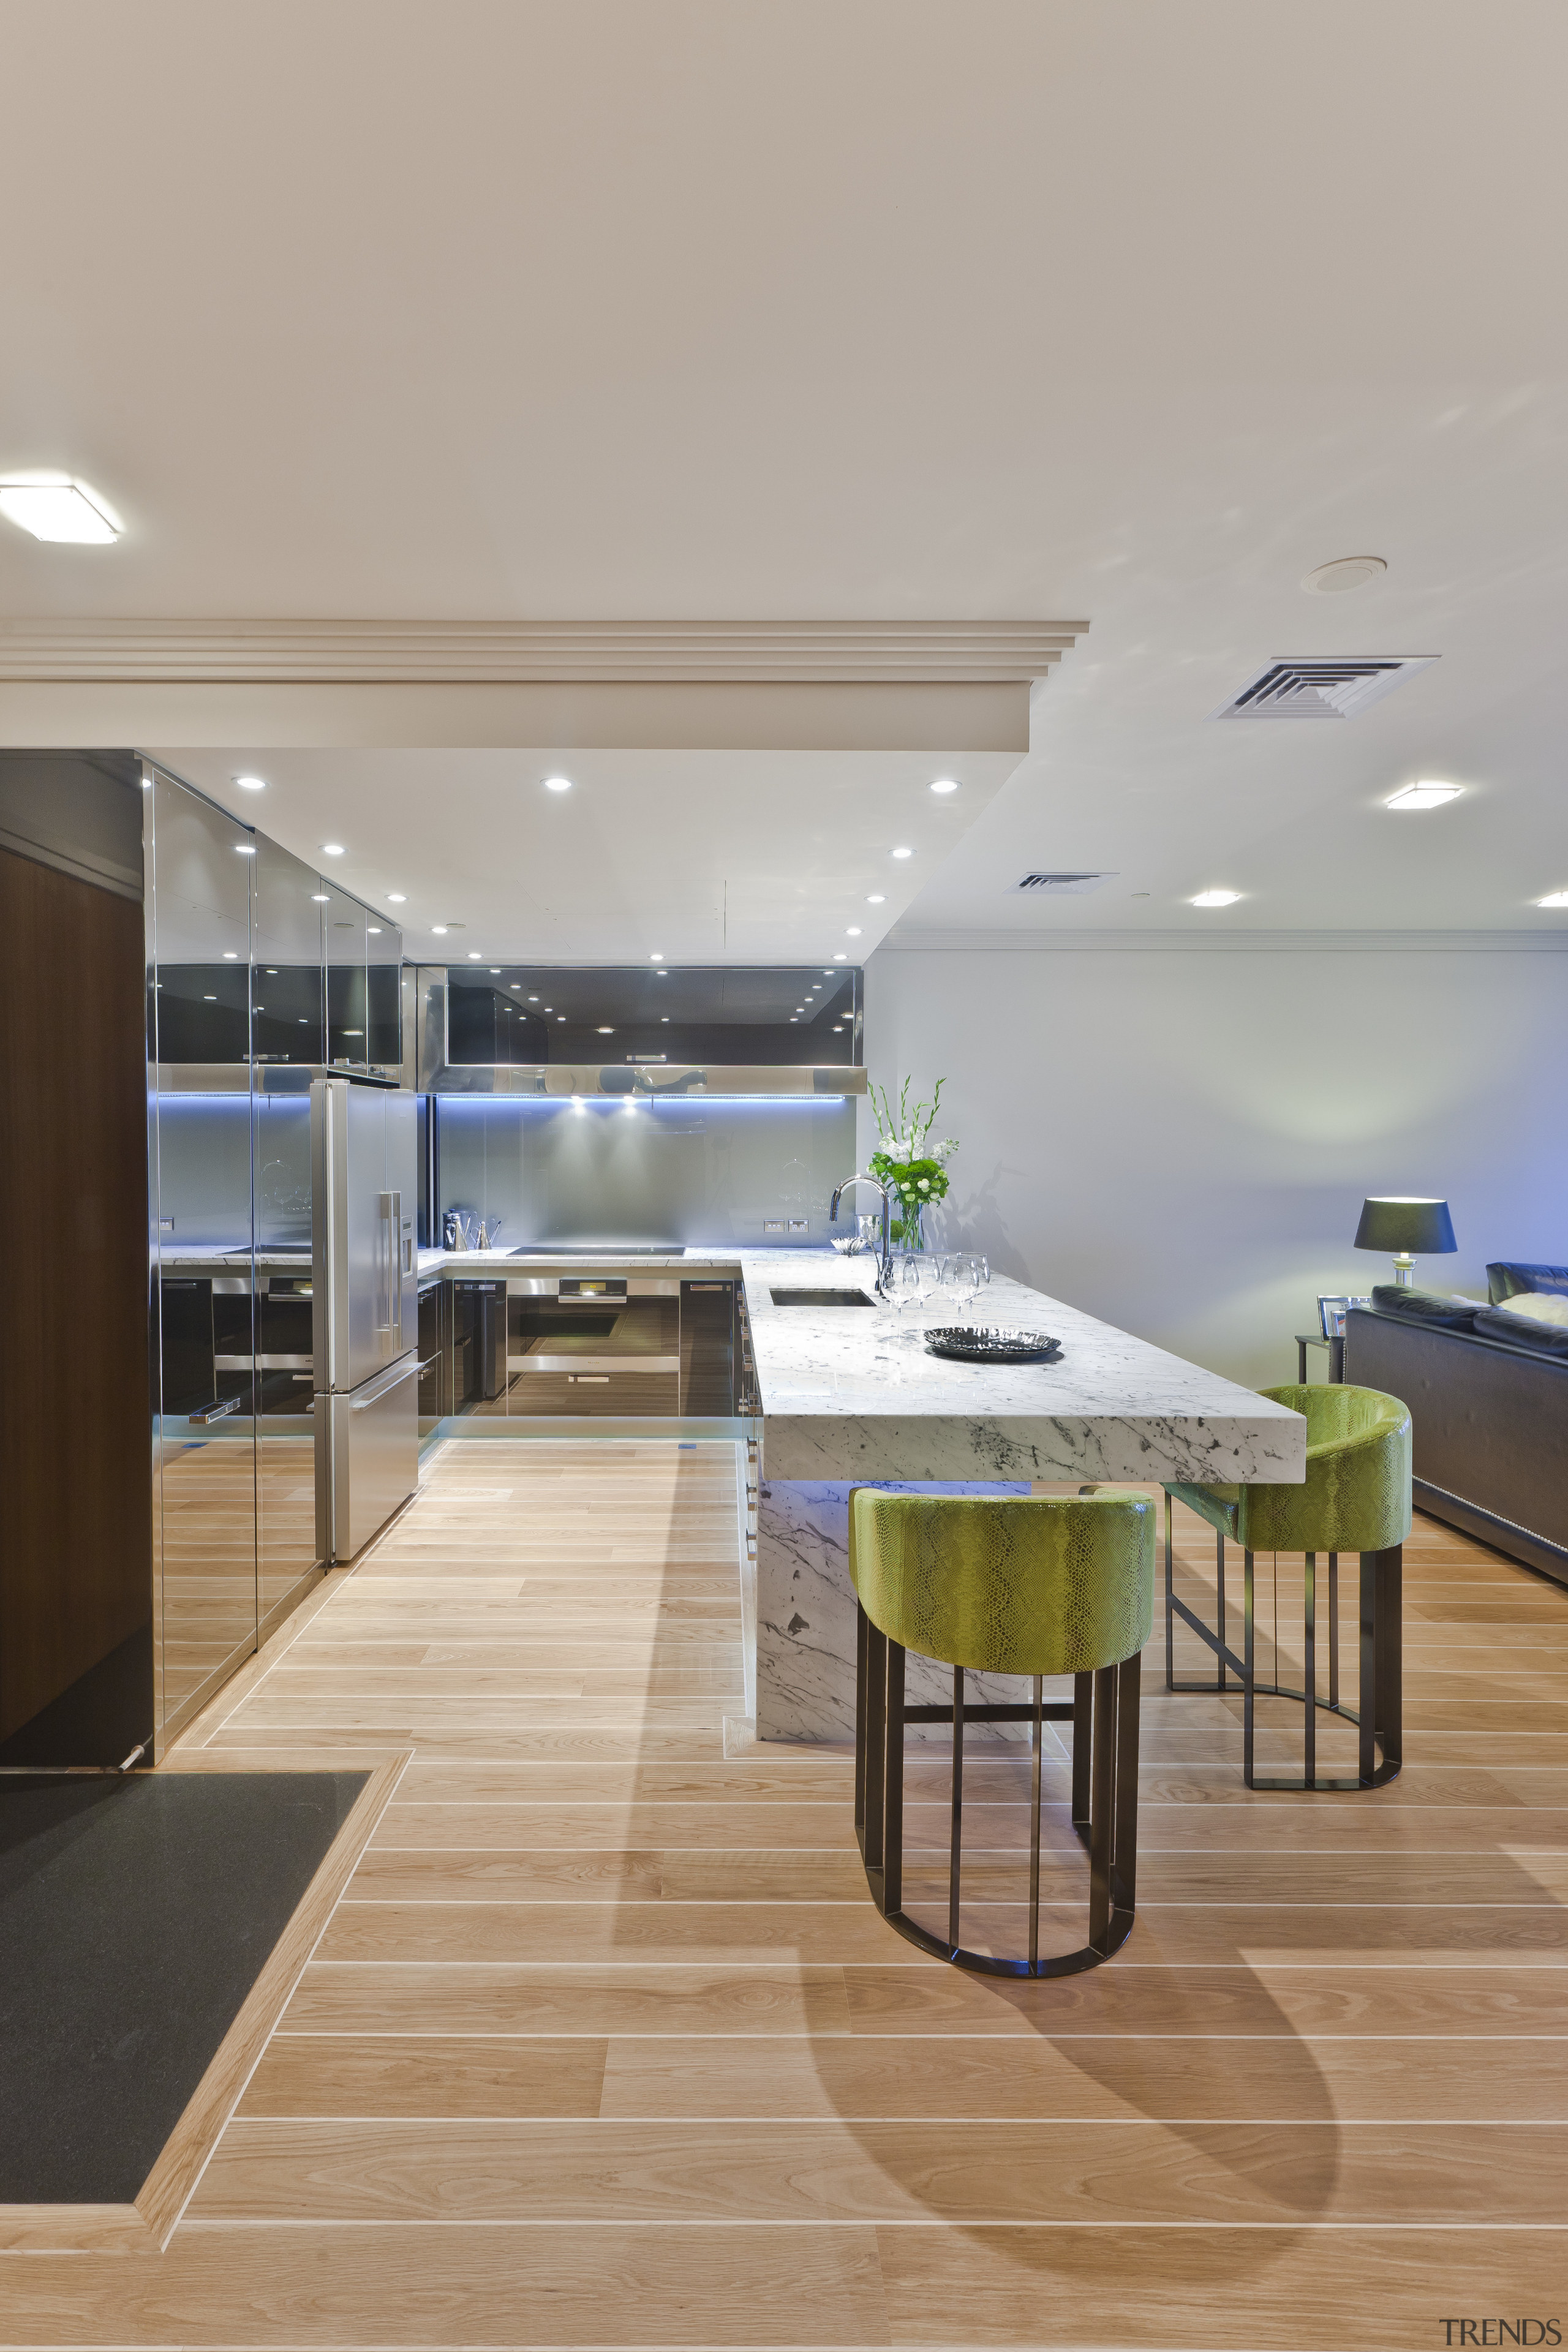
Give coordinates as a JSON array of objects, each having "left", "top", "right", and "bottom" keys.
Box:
[{"left": 13, "top": 1439, "right": 1568, "bottom": 2347}]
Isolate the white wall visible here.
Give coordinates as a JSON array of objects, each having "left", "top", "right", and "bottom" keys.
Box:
[{"left": 864, "top": 939, "right": 1568, "bottom": 1389}]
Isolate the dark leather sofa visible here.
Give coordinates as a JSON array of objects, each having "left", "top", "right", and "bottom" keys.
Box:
[{"left": 1344, "top": 1262, "right": 1568, "bottom": 1586}]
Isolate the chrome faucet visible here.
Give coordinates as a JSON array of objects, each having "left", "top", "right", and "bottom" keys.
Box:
[{"left": 829, "top": 1173, "right": 893, "bottom": 1296}]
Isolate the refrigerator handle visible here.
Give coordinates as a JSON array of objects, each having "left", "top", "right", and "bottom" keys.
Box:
[
  {"left": 378, "top": 1191, "right": 396, "bottom": 1341},
  {"left": 392, "top": 1188, "right": 404, "bottom": 1351}
]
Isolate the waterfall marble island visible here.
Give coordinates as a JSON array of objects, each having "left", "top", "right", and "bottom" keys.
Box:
[{"left": 741, "top": 1250, "right": 1306, "bottom": 1743}]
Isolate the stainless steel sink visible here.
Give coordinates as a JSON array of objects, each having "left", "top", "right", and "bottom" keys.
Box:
[{"left": 769, "top": 1287, "right": 874, "bottom": 1307}]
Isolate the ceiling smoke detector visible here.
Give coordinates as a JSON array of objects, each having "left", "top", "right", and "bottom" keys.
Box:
[
  {"left": 1302, "top": 556, "right": 1387, "bottom": 596},
  {"left": 1210, "top": 656, "right": 1436, "bottom": 722},
  {"left": 1011, "top": 872, "right": 1115, "bottom": 895}
]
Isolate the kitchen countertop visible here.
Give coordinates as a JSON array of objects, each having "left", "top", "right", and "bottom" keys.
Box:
[
  {"left": 415, "top": 1247, "right": 743, "bottom": 1275},
  {"left": 738, "top": 1248, "right": 1305, "bottom": 1487},
  {"left": 159, "top": 1242, "right": 1302, "bottom": 1489}
]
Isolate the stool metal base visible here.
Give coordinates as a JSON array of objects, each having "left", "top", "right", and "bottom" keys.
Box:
[
  {"left": 854, "top": 1604, "right": 1140, "bottom": 1978},
  {"left": 1164, "top": 1494, "right": 1401, "bottom": 1791}
]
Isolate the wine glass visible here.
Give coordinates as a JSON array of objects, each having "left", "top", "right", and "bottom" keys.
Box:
[
  {"left": 891, "top": 1253, "right": 925, "bottom": 1325},
  {"left": 963, "top": 1254, "right": 989, "bottom": 1307}
]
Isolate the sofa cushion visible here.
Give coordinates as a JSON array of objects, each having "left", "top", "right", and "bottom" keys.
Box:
[
  {"left": 1493, "top": 1291, "right": 1568, "bottom": 1329},
  {"left": 1473, "top": 1306, "right": 1568, "bottom": 1357},
  {"left": 1370, "top": 1284, "right": 1480, "bottom": 1329},
  {"left": 1487, "top": 1261, "right": 1568, "bottom": 1304}
]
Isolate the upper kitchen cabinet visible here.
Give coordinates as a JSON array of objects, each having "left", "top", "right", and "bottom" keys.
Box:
[
  {"left": 366, "top": 908, "right": 402, "bottom": 1072},
  {"left": 326, "top": 885, "right": 403, "bottom": 1075},
  {"left": 424, "top": 964, "right": 864, "bottom": 1093},
  {"left": 325, "top": 886, "right": 368, "bottom": 1068},
  {"left": 144, "top": 766, "right": 401, "bottom": 1074},
  {"left": 253, "top": 838, "right": 326, "bottom": 1063},
  {"left": 146, "top": 771, "right": 253, "bottom": 1063}
]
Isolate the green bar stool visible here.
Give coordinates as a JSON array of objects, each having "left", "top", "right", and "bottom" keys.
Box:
[
  {"left": 851, "top": 1488, "right": 1154, "bottom": 1979},
  {"left": 1163, "top": 1382, "right": 1411, "bottom": 1791}
]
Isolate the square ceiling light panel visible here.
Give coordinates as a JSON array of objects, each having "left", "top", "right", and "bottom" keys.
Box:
[{"left": 0, "top": 479, "right": 119, "bottom": 543}]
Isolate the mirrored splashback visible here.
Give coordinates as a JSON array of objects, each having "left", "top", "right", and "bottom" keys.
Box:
[{"left": 435, "top": 1094, "right": 858, "bottom": 1250}]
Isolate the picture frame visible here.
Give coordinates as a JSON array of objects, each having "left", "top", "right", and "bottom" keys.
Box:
[{"left": 1317, "top": 1294, "right": 1371, "bottom": 1339}]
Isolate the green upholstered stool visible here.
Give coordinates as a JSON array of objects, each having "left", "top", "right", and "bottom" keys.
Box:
[
  {"left": 1163, "top": 1383, "right": 1411, "bottom": 1791},
  {"left": 850, "top": 1488, "right": 1154, "bottom": 1978}
]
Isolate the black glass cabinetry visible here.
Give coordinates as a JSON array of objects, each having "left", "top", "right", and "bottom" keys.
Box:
[
  {"left": 451, "top": 1280, "right": 507, "bottom": 1413},
  {"left": 443, "top": 965, "right": 861, "bottom": 1069},
  {"left": 432, "top": 1274, "right": 740, "bottom": 1422},
  {"left": 156, "top": 1272, "right": 316, "bottom": 1420},
  {"left": 417, "top": 1280, "right": 450, "bottom": 1438},
  {"left": 681, "top": 1280, "right": 737, "bottom": 1415}
]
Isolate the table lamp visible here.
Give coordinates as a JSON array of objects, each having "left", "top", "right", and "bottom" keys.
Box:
[{"left": 1354, "top": 1196, "right": 1457, "bottom": 1287}]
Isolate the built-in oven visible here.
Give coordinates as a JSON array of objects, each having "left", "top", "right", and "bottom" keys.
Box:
[{"left": 505, "top": 1273, "right": 680, "bottom": 1417}]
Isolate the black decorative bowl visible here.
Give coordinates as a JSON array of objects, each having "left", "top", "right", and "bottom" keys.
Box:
[{"left": 924, "top": 1325, "right": 1062, "bottom": 1365}]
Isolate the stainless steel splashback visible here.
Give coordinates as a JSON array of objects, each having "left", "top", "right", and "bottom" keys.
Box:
[{"left": 436, "top": 1092, "right": 858, "bottom": 1253}]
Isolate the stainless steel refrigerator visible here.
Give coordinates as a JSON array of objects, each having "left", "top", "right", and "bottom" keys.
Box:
[{"left": 312, "top": 1077, "right": 419, "bottom": 1563}]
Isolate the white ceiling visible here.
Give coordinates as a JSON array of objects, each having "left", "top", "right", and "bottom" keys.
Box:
[
  {"left": 6, "top": 0, "right": 1568, "bottom": 938},
  {"left": 148, "top": 745, "right": 1019, "bottom": 962}
]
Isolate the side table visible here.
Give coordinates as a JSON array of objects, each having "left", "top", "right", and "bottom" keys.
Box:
[{"left": 1295, "top": 1330, "right": 1344, "bottom": 1384}]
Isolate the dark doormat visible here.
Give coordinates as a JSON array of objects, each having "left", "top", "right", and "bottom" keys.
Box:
[{"left": 0, "top": 1770, "right": 368, "bottom": 2203}]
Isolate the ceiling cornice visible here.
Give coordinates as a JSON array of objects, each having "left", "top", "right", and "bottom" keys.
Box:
[{"left": 0, "top": 618, "right": 1085, "bottom": 685}]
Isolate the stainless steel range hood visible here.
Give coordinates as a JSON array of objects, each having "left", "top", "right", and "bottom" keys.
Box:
[{"left": 411, "top": 967, "right": 866, "bottom": 1098}]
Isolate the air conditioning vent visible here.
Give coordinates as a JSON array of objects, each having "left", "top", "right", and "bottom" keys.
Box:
[
  {"left": 1210, "top": 655, "right": 1436, "bottom": 722},
  {"left": 1012, "top": 872, "right": 1114, "bottom": 895}
]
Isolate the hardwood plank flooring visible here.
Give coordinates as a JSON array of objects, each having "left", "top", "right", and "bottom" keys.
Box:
[{"left": 15, "top": 1438, "right": 1568, "bottom": 2348}]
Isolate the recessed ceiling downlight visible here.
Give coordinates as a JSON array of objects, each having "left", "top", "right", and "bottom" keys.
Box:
[
  {"left": 387, "top": 892, "right": 406, "bottom": 903},
  {"left": 0, "top": 477, "right": 119, "bottom": 543},
  {"left": 1191, "top": 889, "right": 1242, "bottom": 908},
  {"left": 1303, "top": 556, "right": 1387, "bottom": 595},
  {"left": 891, "top": 846, "right": 913, "bottom": 859},
  {"left": 1387, "top": 780, "right": 1461, "bottom": 812},
  {"left": 320, "top": 843, "right": 345, "bottom": 857},
  {"left": 1537, "top": 892, "right": 1568, "bottom": 910},
  {"left": 930, "top": 778, "right": 959, "bottom": 795},
  {"left": 235, "top": 775, "right": 266, "bottom": 792},
  {"left": 544, "top": 775, "right": 573, "bottom": 794}
]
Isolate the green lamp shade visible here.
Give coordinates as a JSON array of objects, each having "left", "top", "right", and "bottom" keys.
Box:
[{"left": 1354, "top": 1196, "right": 1457, "bottom": 1255}]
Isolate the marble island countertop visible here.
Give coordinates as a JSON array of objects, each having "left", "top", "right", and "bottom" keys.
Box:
[
  {"left": 741, "top": 1248, "right": 1303, "bottom": 1743},
  {"left": 738, "top": 1249, "right": 1305, "bottom": 1488}
]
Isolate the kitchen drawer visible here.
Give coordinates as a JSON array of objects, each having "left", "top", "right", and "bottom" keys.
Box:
[{"left": 502, "top": 1367, "right": 679, "bottom": 1418}]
